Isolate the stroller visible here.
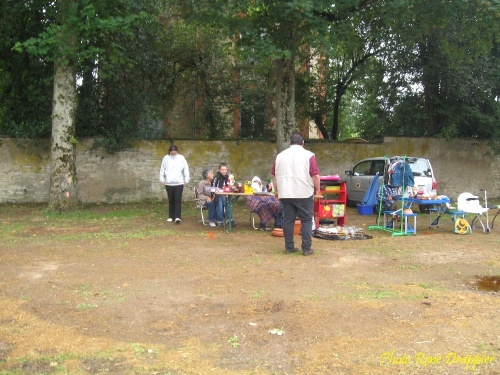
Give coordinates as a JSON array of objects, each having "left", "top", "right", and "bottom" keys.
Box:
[{"left": 457, "top": 190, "right": 491, "bottom": 233}]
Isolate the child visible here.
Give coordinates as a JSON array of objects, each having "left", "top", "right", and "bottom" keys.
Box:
[{"left": 211, "top": 162, "right": 237, "bottom": 226}]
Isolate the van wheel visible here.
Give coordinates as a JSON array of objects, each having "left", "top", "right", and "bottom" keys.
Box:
[{"left": 419, "top": 205, "right": 433, "bottom": 213}]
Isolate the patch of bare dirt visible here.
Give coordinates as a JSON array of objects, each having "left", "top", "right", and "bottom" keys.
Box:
[{"left": 0, "top": 203, "right": 499, "bottom": 374}]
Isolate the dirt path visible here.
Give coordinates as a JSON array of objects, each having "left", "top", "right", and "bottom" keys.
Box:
[{"left": 0, "top": 203, "right": 499, "bottom": 374}]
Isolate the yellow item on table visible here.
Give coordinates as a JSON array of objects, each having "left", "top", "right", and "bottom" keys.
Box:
[{"left": 244, "top": 182, "right": 253, "bottom": 194}]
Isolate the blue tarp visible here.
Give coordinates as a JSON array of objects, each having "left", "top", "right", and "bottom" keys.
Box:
[{"left": 361, "top": 172, "right": 380, "bottom": 207}]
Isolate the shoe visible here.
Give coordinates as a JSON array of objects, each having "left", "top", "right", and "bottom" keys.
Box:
[
  {"left": 285, "top": 248, "right": 298, "bottom": 254},
  {"left": 166, "top": 218, "right": 173, "bottom": 222},
  {"left": 227, "top": 221, "right": 237, "bottom": 227},
  {"left": 303, "top": 249, "right": 314, "bottom": 256},
  {"left": 209, "top": 222, "right": 216, "bottom": 227},
  {"left": 217, "top": 222, "right": 224, "bottom": 226},
  {"left": 175, "top": 218, "right": 181, "bottom": 224}
]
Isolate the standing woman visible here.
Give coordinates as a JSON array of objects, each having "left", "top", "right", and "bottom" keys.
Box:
[{"left": 159, "top": 145, "right": 190, "bottom": 224}]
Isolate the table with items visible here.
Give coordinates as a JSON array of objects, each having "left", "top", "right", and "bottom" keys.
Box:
[
  {"left": 398, "top": 196, "right": 468, "bottom": 231},
  {"left": 371, "top": 196, "right": 454, "bottom": 236}
]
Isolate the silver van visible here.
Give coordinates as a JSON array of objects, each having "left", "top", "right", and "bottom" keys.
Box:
[{"left": 344, "top": 156, "right": 437, "bottom": 212}]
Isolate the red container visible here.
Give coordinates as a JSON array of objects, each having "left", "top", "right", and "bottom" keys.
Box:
[{"left": 271, "top": 221, "right": 301, "bottom": 236}]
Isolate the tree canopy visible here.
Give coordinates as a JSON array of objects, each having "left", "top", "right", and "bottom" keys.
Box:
[
  {"left": 4, "top": 0, "right": 157, "bottom": 210},
  {"left": 1, "top": 0, "right": 499, "bottom": 158}
]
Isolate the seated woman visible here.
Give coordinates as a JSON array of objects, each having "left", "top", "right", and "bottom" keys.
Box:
[
  {"left": 196, "top": 168, "right": 217, "bottom": 227},
  {"left": 247, "top": 177, "right": 283, "bottom": 230}
]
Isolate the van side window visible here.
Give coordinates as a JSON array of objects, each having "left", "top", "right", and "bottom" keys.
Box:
[
  {"left": 353, "top": 161, "right": 372, "bottom": 176},
  {"left": 373, "top": 161, "right": 385, "bottom": 175}
]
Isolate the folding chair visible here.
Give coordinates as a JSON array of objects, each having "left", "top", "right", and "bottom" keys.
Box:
[
  {"left": 250, "top": 212, "right": 275, "bottom": 230},
  {"left": 193, "top": 186, "right": 208, "bottom": 225},
  {"left": 480, "top": 189, "right": 499, "bottom": 230},
  {"left": 457, "top": 192, "right": 490, "bottom": 233},
  {"left": 490, "top": 206, "right": 500, "bottom": 229},
  {"left": 250, "top": 212, "right": 259, "bottom": 229}
]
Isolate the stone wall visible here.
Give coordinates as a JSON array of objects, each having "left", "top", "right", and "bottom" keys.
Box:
[{"left": 1, "top": 137, "right": 499, "bottom": 204}]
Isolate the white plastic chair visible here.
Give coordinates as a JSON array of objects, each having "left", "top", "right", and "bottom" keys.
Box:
[
  {"left": 194, "top": 186, "right": 208, "bottom": 225},
  {"left": 457, "top": 192, "right": 490, "bottom": 233}
]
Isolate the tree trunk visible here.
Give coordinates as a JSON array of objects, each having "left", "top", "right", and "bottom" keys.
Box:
[
  {"left": 48, "top": 0, "right": 79, "bottom": 212},
  {"left": 275, "top": 56, "right": 296, "bottom": 153},
  {"left": 420, "top": 38, "right": 441, "bottom": 135},
  {"left": 331, "top": 93, "right": 341, "bottom": 140},
  {"left": 49, "top": 61, "right": 79, "bottom": 211},
  {"left": 313, "top": 54, "right": 329, "bottom": 139}
]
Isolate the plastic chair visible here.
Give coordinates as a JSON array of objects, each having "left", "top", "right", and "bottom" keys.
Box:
[
  {"left": 457, "top": 192, "right": 490, "bottom": 233},
  {"left": 490, "top": 206, "right": 500, "bottom": 229},
  {"left": 477, "top": 189, "right": 499, "bottom": 230},
  {"left": 193, "top": 186, "right": 208, "bottom": 225}
]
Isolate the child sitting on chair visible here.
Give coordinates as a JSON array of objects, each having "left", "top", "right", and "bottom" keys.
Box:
[{"left": 376, "top": 184, "right": 399, "bottom": 212}]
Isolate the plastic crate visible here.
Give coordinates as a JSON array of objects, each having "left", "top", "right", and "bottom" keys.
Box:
[{"left": 357, "top": 204, "right": 374, "bottom": 215}]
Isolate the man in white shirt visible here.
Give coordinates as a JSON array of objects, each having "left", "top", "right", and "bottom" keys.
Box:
[{"left": 271, "top": 132, "right": 320, "bottom": 256}]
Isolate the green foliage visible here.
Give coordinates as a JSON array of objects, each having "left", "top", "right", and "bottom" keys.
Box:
[
  {"left": 172, "top": 0, "right": 385, "bottom": 142},
  {"left": 2, "top": 0, "right": 170, "bottom": 151},
  {"left": 227, "top": 335, "right": 240, "bottom": 348},
  {"left": 162, "top": 18, "right": 238, "bottom": 139},
  {"left": 347, "top": 0, "right": 500, "bottom": 143},
  {"left": 1, "top": 0, "right": 498, "bottom": 148},
  {"left": 0, "top": 0, "right": 53, "bottom": 137},
  {"left": 12, "top": 1, "right": 147, "bottom": 66}
]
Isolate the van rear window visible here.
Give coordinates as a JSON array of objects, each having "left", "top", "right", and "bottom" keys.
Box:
[{"left": 408, "top": 159, "right": 430, "bottom": 176}]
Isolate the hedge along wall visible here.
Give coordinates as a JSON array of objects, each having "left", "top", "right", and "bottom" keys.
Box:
[{"left": 1, "top": 137, "right": 499, "bottom": 204}]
